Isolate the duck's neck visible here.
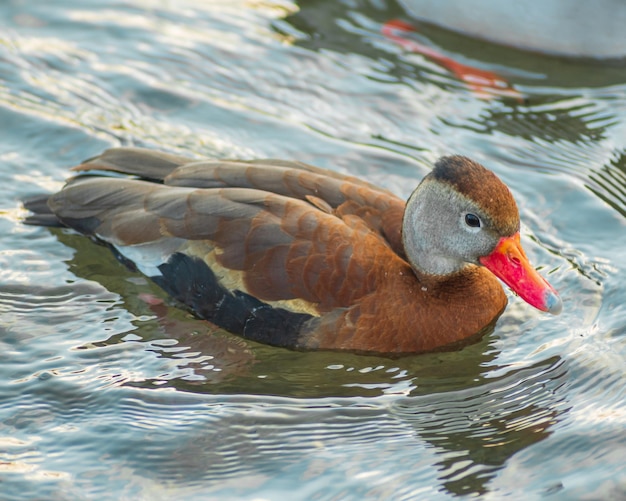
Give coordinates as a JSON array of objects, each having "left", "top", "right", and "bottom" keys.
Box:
[
  {"left": 403, "top": 230, "right": 469, "bottom": 276},
  {"left": 401, "top": 181, "right": 469, "bottom": 277}
]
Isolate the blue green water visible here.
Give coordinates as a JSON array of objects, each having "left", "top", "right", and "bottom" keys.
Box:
[{"left": 0, "top": 1, "right": 625, "bottom": 499}]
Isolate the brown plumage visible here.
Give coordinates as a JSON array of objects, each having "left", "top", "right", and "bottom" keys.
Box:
[{"left": 25, "top": 148, "right": 561, "bottom": 354}]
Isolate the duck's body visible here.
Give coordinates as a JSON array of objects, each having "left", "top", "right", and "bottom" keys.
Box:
[
  {"left": 26, "top": 149, "right": 560, "bottom": 354},
  {"left": 399, "top": 0, "right": 626, "bottom": 60}
]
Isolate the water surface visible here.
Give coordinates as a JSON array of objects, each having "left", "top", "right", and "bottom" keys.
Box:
[{"left": 1, "top": 0, "right": 625, "bottom": 499}]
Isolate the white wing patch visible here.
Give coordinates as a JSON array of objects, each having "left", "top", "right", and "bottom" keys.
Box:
[{"left": 115, "top": 237, "right": 187, "bottom": 278}]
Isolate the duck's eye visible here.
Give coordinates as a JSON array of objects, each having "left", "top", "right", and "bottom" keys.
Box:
[{"left": 465, "top": 213, "right": 481, "bottom": 228}]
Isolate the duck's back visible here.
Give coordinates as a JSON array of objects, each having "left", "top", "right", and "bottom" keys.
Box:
[{"left": 40, "top": 148, "right": 425, "bottom": 351}]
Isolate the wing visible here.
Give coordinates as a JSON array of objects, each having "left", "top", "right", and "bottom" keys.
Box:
[
  {"left": 73, "top": 148, "right": 406, "bottom": 256},
  {"left": 48, "top": 176, "right": 404, "bottom": 314},
  {"left": 72, "top": 147, "right": 192, "bottom": 181}
]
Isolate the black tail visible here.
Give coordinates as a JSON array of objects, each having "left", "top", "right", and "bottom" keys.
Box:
[{"left": 22, "top": 194, "right": 64, "bottom": 227}]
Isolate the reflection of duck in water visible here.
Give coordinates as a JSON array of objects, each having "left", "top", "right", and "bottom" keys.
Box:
[
  {"left": 381, "top": 18, "right": 522, "bottom": 100},
  {"left": 398, "top": 0, "right": 626, "bottom": 60},
  {"left": 25, "top": 149, "right": 561, "bottom": 354}
]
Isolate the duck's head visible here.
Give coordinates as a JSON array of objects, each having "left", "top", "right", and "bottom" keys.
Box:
[{"left": 402, "top": 155, "right": 562, "bottom": 314}]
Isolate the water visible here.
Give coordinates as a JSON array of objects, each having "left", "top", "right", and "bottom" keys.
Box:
[{"left": 1, "top": 0, "right": 625, "bottom": 499}]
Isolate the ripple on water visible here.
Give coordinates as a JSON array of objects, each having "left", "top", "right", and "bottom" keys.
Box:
[
  {"left": 0, "top": 1, "right": 625, "bottom": 500},
  {"left": 388, "top": 356, "right": 570, "bottom": 496},
  {"left": 0, "top": 355, "right": 572, "bottom": 498}
]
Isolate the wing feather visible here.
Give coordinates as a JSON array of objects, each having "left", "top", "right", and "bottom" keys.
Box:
[
  {"left": 48, "top": 173, "right": 402, "bottom": 310},
  {"left": 72, "top": 147, "right": 191, "bottom": 179},
  {"left": 71, "top": 148, "right": 405, "bottom": 254}
]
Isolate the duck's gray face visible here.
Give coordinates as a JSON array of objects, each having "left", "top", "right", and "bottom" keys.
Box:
[
  {"left": 403, "top": 180, "right": 505, "bottom": 270},
  {"left": 402, "top": 156, "right": 562, "bottom": 315}
]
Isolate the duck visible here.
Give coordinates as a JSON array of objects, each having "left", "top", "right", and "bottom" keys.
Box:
[
  {"left": 25, "top": 148, "right": 561, "bottom": 354},
  {"left": 398, "top": 0, "right": 626, "bottom": 60}
]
